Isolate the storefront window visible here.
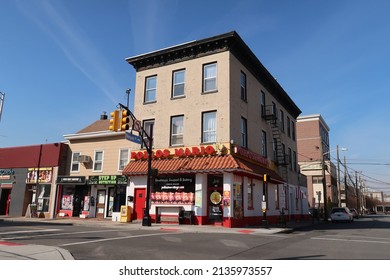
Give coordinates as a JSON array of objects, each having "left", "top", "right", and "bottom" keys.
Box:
[
  {"left": 247, "top": 179, "right": 253, "bottom": 209},
  {"left": 61, "top": 186, "right": 74, "bottom": 211},
  {"left": 37, "top": 184, "right": 51, "bottom": 212}
]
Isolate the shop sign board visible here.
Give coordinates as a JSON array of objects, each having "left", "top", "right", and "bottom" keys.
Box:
[
  {"left": 57, "top": 176, "right": 86, "bottom": 185},
  {"left": 26, "top": 167, "right": 53, "bottom": 183},
  {"left": 87, "top": 175, "right": 128, "bottom": 185},
  {"left": 151, "top": 174, "right": 195, "bottom": 205},
  {"left": 131, "top": 145, "right": 216, "bottom": 160}
]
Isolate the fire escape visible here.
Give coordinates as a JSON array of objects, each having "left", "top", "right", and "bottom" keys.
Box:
[{"left": 262, "top": 105, "right": 289, "bottom": 182}]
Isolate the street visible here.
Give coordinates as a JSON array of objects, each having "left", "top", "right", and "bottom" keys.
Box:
[{"left": 1, "top": 214, "right": 390, "bottom": 260}]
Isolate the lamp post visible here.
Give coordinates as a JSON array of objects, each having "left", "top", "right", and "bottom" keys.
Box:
[{"left": 118, "top": 102, "right": 153, "bottom": 226}]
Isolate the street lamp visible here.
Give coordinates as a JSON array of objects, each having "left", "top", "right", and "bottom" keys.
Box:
[
  {"left": 117, "top": 101, "right": 154, "bottom": 227},
  {"left": 321, "top": 146, "right": 347, "bottom": 221}
]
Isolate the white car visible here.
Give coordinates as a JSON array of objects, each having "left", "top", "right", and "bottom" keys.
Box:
[{"left": 330, "top": 207, "right": 354, "bottom": 223}]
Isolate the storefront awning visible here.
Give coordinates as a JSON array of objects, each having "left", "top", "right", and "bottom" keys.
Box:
[{"left": 122, "top": 154, "right": 284, "bottom": 184}]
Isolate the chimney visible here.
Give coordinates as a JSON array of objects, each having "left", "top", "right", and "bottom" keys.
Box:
[{"left": 100, "top": 111, "right": 108, "bottom": 120}]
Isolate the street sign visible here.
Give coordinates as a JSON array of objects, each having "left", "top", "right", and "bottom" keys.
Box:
[
  {"left": 133, "top": 119, "right": 142, "bottom": 132},
  {"left": 125, "top": 131, "right": 142, "bottom": 144}
]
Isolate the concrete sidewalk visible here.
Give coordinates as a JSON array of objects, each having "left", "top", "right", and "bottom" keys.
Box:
[{"left": 0, "top": 216, "right": 319, "bottom": 260}]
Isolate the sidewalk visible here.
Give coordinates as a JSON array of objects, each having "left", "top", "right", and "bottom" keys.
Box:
[{"left": 0, "top": 216, "right": 320, "bottom": 260}]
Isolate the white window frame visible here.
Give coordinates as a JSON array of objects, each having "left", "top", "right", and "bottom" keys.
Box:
[
  {"left": 170, "top": 115, "right": 184, "bottom": 146},
  {"left": 71, "top": 152, "right": 80, "bottom": 173},
  {"left": 93, "top": 150, "right": 104, "bottom": 172},
  {"left": 145, "top": 75, "right": 157, "bottom": 103},
  {"left": 172, "top": 69, "right": 185, "bottom": 98},
  {"left": 203, "top": 63, "right": 217, "bottom": 92},
  {"left": 202, "top": 111, "right": 217, "bottom": 143},
  {"left": 118, "top": 148, "right": 129, "bottom": 171},
  {"left": 142, "top": 119, "right": 155, "bottom": 149}
]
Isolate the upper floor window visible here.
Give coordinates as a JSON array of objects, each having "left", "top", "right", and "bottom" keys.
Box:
[
  {"left": 240, "top": 117, "right": 248, "bottom": 148},
  {"left": 279, "top": 109, "right": 285, "bottom": 132},
  {"left": 172, "top": 69, "right": 185, "bottom": 98},
  {"left": 71, "top": 152, "right": 80, "bottom": 172},
  {"left": 142, "top": 119, "right": 155, "bottom": 149},
  {"left": 261, "top": 91, "right": 266, "bottom": 117},
  {"left": 93, "top": 150, "right": 104, "bottom": 172},
  {"left": 203, "top": 63, "right": 217, "bottom": 92},
  {"left": 240, "top": 71, "right": 247, "bottom": 101},
  {"left": 287, "top": 116, "right": 291, "bottom": 137},
  {"left": 144, "top": 75, "right": 157, "bottom": 103},
  {"left": 170, "top": 115, "right": 184, "bottom": 146},
  {"left": 261, "top": 130, "right": 267, "bottom": 157},
  {"left": 291, "top": 120, "right": 296, "bottom": 141},
  {"left": 202, "top": 111, "right": 216, "bottom": 143},
  {"left": 118, "top": 149, "right": 129, "bottom": 171}
]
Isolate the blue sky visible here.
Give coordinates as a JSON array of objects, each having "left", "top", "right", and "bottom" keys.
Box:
[{"left": 1, "top": 0, "right": 390, "bottom": 193}]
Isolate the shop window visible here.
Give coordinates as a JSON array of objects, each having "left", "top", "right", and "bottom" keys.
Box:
[
  {"left": 247, "top": 180, "right": 254, "bottom": 209},
  {"left": 37, "top": 184, "right": 51, "bottom": 212}
]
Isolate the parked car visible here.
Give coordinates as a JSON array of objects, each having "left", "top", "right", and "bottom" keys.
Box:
[
  {"left": 330, "top": 207, "right": 354, "bottom": 223},
  {"left": 349, "top": 208, "right": 359, "bottom": 219}
]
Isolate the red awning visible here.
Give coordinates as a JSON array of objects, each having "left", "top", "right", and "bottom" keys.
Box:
[{"left": 122, "top": 154, "right": 284, "bottom": 184}]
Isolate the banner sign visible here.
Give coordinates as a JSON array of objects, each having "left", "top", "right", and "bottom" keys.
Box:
[
  {"left": 87, "top": 175, "right": 128, "bottom": 185},
  {"left": 151, "top": 175, "right": 195, "bottom": 205}
]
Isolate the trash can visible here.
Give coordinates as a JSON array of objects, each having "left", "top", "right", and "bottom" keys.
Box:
[
  {"left": 120, "top": 205, "right": 132, "bottom": 223},
  {"left": 178, "top": 209, "right": 185, "bottom": 224}
]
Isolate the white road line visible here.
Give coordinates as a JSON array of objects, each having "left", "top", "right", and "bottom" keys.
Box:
[
  {"left": 1, "top": 229, "right": 121, "bottom": 240},
  {"left": 312, "top": 236, "right": 390, "bottom": 244},
  {"left": 0, "top": 229, "right": 61, "bottom": 235},
  {"left": 60, "top": 232, "right": 180, "bottom": 247}
]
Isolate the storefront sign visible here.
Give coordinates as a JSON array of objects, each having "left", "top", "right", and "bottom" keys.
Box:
[
  {"left": 234, "top": 146, "right": 269, "bottom": 167},
  {"left": 151, "top": 175, "right": 195, "bottom": 205},
  {"left": 131, "top": 145, "right": 216, "bottom": 160},
  {"left": 57, "top": 176, "right": 86, "bottom": 185},
  {"left": 87, "top": 175, "right": 128, "bottom": 185},
  {"left": 0, "top": 169, "right": 14, "bottom": 176},
  {"left": 26, "top": 167, "right": 53, "bottom": 183}
]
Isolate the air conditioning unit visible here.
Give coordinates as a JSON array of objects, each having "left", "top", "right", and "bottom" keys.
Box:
[{"left": 78, "top": 155, "right": 90, "bottom": 163}]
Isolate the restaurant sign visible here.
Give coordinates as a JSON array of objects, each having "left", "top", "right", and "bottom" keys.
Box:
[{"left": 131, "top": 145, "right": 216, "bottom": 160}]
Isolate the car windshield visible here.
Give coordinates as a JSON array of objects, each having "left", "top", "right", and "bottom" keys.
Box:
[{"left": 331, "top": 208, "right": 346, "bottom": 213}]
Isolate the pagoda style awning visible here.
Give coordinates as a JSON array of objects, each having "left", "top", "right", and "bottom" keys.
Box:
[{"left": 122, "top": 154, "right": 284, "bottom": 184}]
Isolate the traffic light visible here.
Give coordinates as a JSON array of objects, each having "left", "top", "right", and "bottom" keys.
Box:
[
  {"left": 109, "top": 110, "right": 120, "bottom": 131},
  {"left": 120, "top": 109, "right": 131, "bottom": 131}
]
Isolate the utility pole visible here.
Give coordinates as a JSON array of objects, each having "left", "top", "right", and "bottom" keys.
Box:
[
  {"left": 337, "top": 145, "right": 341, "bottom": 207},
  {"left": 344, "top": 155, "right": 348, "bottom": 207}
]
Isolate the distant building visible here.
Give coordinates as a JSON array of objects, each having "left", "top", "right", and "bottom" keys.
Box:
[{"left": 297, "top": 114, "right": 338, "bottom": 210}]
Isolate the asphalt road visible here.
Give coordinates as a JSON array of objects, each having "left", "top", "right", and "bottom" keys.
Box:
[{"left": 1, "top": 214, "right": 390, "bottom": 260}]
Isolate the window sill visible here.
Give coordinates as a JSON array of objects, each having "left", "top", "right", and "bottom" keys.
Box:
[{"left": 201, "top": 89, "right": 218, "bottom": 95}]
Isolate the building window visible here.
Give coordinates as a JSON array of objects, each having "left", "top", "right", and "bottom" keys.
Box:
[
  {"left": 291, "top": 120, "right": 296, "bottom": 141},
  {"left": 202, "top": 111, "right": 216, "bottom": 143},
  {"left": 142, "top": 119, "right": 155, "bottom": 149},
  {"left": 118, "top": 149, "right": 129, "bottom": 171},
  {"left": 279, "top": 109, "right": 285, "bottom": 132},
  {"left": 170, "top": 115, "right": 184, "bottom": 146},
  {"left": 261, "top": 130, "right": 267, "bottom": 157},
  {"left": 93, "top": 150, "right": 104, "bottom": 172},
  {"left": 312, "top": 176, "right": 323, "bottom": 184},
  {"left": 288, "top": 148, "right": 292, "bottom": 170},
  {"left": 240, "top": 71, "right": 247, "bottom": 101},
  {"left": 172, "top": 69, "right": 185, "bottom": 98},
  {"left": 293, "top": 151, "right": 297, "bottom": 172},
  {"left": 272, "top": 138, "right": 278, "bottom": 161},
  {"left": 144, "top": 75, "right": 157, "bottom": 103},
  {"left": 71, "top": 152, "right": 80, "bottom": 172},
  {"left": 261, "top": 91, "right": 266, "bottom": 117},
  {"left": 203, "top": 63, "right": 217, "bottom": 92},
  {"left": 287, "top": 116, "right": 291, "bottom": 138},
  {"left": 240, "top": 117, "right": 247, "bottom": 148},
  {"left": 248, "top": 179, "right": 254, "bottom": 209},
  {"left": 275, "top": 186, "right": 280, "bottom": 209}
]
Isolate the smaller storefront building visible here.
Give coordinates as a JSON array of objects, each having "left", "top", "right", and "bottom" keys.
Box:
[{"left": 56, "top": 175, "right": 128, "bottom": 220}]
